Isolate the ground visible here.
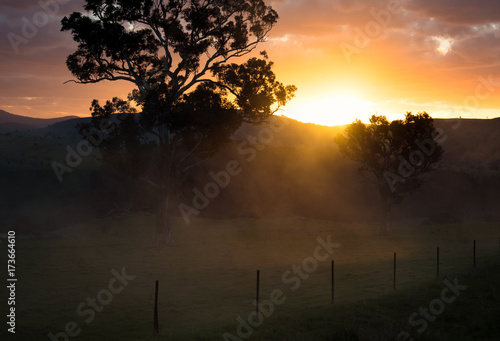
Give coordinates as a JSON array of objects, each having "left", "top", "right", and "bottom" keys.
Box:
[{"left": 1, "top": 216, "right": 499, "bottom": 340}]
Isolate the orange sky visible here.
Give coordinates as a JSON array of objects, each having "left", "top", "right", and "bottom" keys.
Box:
[{"left": 1, "top": 0, "right": 500, "bottom": 125}]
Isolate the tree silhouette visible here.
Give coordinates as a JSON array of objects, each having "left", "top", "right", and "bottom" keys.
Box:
[
  {"left": 335, "top": 112, "right": 443, "bottom": 235},
  {"left": 61, "top": 0, "right": 296, "bottom": 244}
]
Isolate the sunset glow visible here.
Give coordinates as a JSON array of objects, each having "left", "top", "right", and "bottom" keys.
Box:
[
  {"left": 1, "top": 1, "right": 500, "bottom": 125},
  {"left": 285, "top": 93, "right": 375, "bottom": 126}
]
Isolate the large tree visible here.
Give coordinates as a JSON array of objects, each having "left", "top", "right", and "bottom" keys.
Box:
[
  {"left": 61, "top": 0, "right": 296, "bottom": 244},
  {"left": 335, "top": 112, "right": 443, "bottom": 235}
]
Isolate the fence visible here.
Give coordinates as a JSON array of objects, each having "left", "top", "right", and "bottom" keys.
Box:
[{"left": 151, "top": 238, "right": 500, "bottom": 336}]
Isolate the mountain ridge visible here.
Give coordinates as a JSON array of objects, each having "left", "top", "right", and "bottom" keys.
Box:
[
  {"left": 0, "top": 109, "right": 79, "bottom": 130},
  {"left": 1, "top": 111, "right": 499, "bottom": 232},
  {"left": 1, "top": 108, "right": 498, "bottom": 132}
]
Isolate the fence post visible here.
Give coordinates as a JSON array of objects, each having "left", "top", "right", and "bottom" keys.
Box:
[
  {"left": 154, "top": 280, "right": 159, "bottom": 335},
  {"left": 437, "top": 246, "right": 440, "bottom": 279},
  {"left": 473, "top": 240, "right": 476, "bottom": 268},
  {"left": 256, "top": 270, "right": 260, "bottom": 314},
  {"left": 393, "top": 253, "right": 397, "bottom": 290},
  {"left": 331, "top": 260, "right": 334, "bottom": 304}
]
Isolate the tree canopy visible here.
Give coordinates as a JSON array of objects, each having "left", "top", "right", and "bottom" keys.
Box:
[
  {"left": 335, "top": 112, "right": 443, "bottom": 234},
  {"left": 61, "top": 0, "right": 296, "bottom": 244},
  {"left": 61, "top": 0, "right": 282, "bottom": 100}
]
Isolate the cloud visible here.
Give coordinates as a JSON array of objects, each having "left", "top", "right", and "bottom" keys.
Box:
[
  {"left": 1, "top": 0, "right": 83, "bottom": 54},
  {"left": 271, "top": 0, "right": 393, "bottom": 36},
  {"left": 405, "top": 0, "right": 500, "bottom": 25}
]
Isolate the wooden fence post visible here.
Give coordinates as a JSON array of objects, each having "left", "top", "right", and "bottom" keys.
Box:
[
  {"left": 154, "top": 280, "right": 159, "bottom": 335},
  {"left": 331, "top": 260, "right": 334, "bottom": 304},
  {"left": 393, "top": 253, "right": 396, "bottom": 290},
  {"left": 437, "top": 247, "right": 440, "bottom": 279},
  {"left": 256, "top": 270, "right": 260, "bottom": 314},
  {"left": 473, "top": 240, "right": 476, "bottom": 268}
]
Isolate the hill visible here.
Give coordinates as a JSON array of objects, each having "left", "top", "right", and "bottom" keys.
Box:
[
  {"left": 0, "top": 114, "right": 499, "bottom": 233},
  {"left": 434, "top": 118, "right": 500, "bottom": 170},
  {"left": 0, "top": 109, "right": 79, "bottom": 131}
]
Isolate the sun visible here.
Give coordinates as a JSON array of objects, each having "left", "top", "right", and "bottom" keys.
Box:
[{"left": 283, "top": 93, "right": 374, "bottom": 126}]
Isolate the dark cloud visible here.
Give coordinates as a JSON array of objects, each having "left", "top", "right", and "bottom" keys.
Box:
[
  {"left": 1, "top": 0, "right": 85, "bottom": 13},
  {"left": 405, "top": 0, "right": 500, "bottom": 25},
  {"left": 1, "top": 0, "right": 83, "bottom": 54},
  {"left": 270, "top": 0, "right": 399, "bottom": 36},
  {"left": 0, "top": 0, "right": 89, "bottom": 116}
]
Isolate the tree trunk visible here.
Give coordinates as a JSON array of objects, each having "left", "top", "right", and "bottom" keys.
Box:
[
  {"left": 378, "top": 190, "right": 391, "bottom": 236},
  {"left": 155, "top": 192, "right": 173, "bottom": 246}
]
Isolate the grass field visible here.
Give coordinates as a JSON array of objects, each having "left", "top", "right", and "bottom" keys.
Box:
[{"left": 1, "top": 215, "right": 499, "bottom": 340}]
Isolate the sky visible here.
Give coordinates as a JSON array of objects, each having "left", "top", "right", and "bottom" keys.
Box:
[{"left": 1, "top": 0, "right": 500, "bottom": 126}]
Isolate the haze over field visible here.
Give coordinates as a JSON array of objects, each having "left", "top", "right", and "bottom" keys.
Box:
[{"left": 1, "top": 111, "right": 499, "bottom": 232}]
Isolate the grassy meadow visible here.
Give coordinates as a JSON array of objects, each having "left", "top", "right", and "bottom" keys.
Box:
[{"left": 1, "top": 216, "right": 499, "bottom": 340}]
